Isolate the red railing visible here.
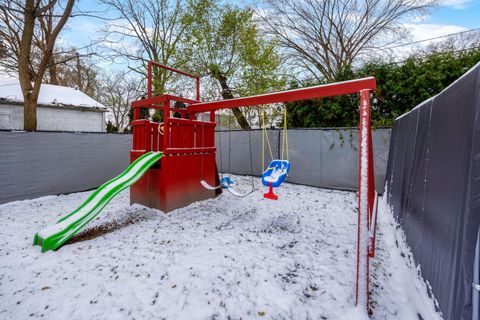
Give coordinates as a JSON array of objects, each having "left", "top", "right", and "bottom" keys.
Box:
[
  {"left": 131, "top": 120, "right": 164, "bottom": 152},
  {"left": 131, "top": 115, "right": 215, "bottom": 154},
  {"left": 147, "top": 61, "right": 200, "bottom": 101},
  {"left": 132, "top": 61, "right": 203, "bottom": 156},
  {"left": 165, "top": 118, "right": 215, "bottom": 154}
]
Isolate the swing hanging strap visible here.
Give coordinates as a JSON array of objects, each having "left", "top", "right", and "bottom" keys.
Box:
[
  {"left": 262, "top": 109, "right": 289, "bottom": 172},
  {"left": 262, "top": 111, "right": 274, "bottom": 171},
  {"left": 281, "top": 108, "right": 289, "bottom": 162}
]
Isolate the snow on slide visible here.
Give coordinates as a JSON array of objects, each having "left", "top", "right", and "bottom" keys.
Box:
[{"left": 33, "top": 151, "right": 162, "bottom": 252}]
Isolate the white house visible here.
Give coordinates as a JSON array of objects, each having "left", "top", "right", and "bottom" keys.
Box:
[{"left": 0, "top": 77, "right": 107, "bottom": 132}]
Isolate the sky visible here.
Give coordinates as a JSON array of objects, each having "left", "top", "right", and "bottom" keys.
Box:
[
  {"left": 58, "top": 0, "right": 480, "bottom": 71},
  {"left": 405, "top": 0, "right": 479, "bottom": 41}
]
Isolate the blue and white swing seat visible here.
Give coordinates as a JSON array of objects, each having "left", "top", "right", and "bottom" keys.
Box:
[{"left": 261, "top": 160, "right": 290, "bottom": 187}]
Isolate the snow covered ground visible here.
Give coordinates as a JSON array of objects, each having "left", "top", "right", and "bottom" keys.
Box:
[{"left": 0, "top": 176, "right": 442, "bottom": 319}]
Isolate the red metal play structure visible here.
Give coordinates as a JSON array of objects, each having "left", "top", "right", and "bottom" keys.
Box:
[{"left": 130, "top": 61, "right": 378, "bottom": 309}]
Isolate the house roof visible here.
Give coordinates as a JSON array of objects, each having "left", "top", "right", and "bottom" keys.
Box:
[{"left": 0, "top": 77, "right": 107, "bottom": 111}]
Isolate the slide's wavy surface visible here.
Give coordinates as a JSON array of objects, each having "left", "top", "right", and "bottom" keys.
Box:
[{"left": 33, "top": 151, "right": 163, "bottom": 252}]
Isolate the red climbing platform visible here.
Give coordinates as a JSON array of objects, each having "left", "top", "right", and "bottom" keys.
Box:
[{"left": 130, "top": 62, "right": 217, "bottom": 212}]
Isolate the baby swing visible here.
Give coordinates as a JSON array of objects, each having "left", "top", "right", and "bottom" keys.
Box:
[{"left": 261, "top": 109, "right": 290, "bottom": 200}]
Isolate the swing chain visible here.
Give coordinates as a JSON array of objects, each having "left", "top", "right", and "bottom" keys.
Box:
[{"left": 262, "top": 108, "right": 289, "bottom": 170}]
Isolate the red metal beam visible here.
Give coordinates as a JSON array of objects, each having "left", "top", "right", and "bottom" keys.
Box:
[
  {"left": 132, "top": 94, "right": 199, "bottom": 108},
  {"left": 149, "top": 61, "right": 200, "bottom": 79},
  {"left": 147, "top": 61, "right": 201, "bottom": 101},
  {"left": 187, "top": 77, "right": 376, "bottom": 113}
]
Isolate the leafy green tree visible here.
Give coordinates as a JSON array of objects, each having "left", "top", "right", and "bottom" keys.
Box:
[
  {"left": 286, "top": 49, "right": 480, "bottom": 128},
  {"left": 285, "top": 67, "right": 359, "bottom": 128},
  {"left": 106, "top": 120, "right": 118, "bottom": 133},
  {"left": 359, "top": 49, "right": 480, "bottom": 126},
  {"left": 183, "top": 0, "right": 285, "bottom": 129}
]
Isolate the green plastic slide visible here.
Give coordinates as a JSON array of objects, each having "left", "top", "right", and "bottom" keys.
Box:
[{"left": 33, "top": 151, "right": 163, "bottom": 253}]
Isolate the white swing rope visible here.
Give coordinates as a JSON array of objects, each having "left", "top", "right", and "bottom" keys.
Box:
[
  {"left": 217, "top": 112, "right": 224, "bottom": 183},
  {"left": 262, "top": 108, "right": 289, "bottom": 172},
  {"left": 262, "top": 111, "right": 275, "bottom": 172},
  {"left": 247, "top": 130, "right": 256, "bottom": 191},
  {"left": 224, "top": 109, "right": 256, "bottom": 197},
  {"left": 281, "top": 108, "right": 289, "bottom": 163}
]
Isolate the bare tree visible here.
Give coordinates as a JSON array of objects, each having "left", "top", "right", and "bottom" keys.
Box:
[
  {"left": 423, "top": 30, "right": 480, "bottom": 54},
  {"left": 101, "top": 0, "right": 192, "bottom": 95},
  {"left": 51, "top": 51, "right": 99, "bottom": 97},
  {"left": 0, "top": 0, "right": 75, "bottom": 131},
  {"left": 100, "top": 72, "right": 142, "bottom": 132},
  {"left": 34, "top": 2, "right": 61, "bottom": 84},
  {"left": 257, "top": 0, "right": 435, "bottom": 82},
  {"left": 1, "top": 0, "right": 101, "bottom": 76}
]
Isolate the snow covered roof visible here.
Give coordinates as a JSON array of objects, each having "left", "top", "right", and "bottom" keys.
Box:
[{"left": 0, "top": 77, "right": 107, "bottom": 111}]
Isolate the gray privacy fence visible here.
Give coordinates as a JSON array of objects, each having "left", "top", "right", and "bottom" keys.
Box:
[
  {"left": 385, "top": 62, "right": 480, "bottom": 320},
  {"left": 0, "top": 128, "right": 390, "bottom": 204},
  {"left": 0, "top": 131, "right": 131, "bottom": 204},
  {"left": 215, "top": 128, "right": 391, "bottom": 193}
]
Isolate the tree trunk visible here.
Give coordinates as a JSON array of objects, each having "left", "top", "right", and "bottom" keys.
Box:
[
  {"left": 18, "top": 0, "right": 36, "bottom": 131},
  {"left": 48, "top": 55, "right": 58, "bottom": 84},
  {"left": 231, "top": 108, "right": 251, "bottom": 130},
  {"left": 216, "top": 73, "right": 251, "bottom": 130},
  {"left": 19, "top": 0, "right": 75, "bottom": 131},
  {"left": 24, "top": 94, "right": 38, "bottom": 131},
  {"left": 76, "top": 52, "right": 82, "bottom": 90}
]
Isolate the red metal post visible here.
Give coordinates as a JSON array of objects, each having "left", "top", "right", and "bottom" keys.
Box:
[
  {"left": 152, "top": 122, "right": 159, "bottom": 151},
  {"left": 363, "top": 89, "right": 378, "bottom": 258},
  {"left": 356, "top": 109, "right": 362, "bottom": 307},
  {"left": 356, "top": 89, "right": 375, "bottom": 311},
  {"left": 163, "top": 99, "right": 170, "bottom": 150},
  {"left": 144, "top": 120, "right": 152, "bottom": 152},
  {"left": 359, "top": 91, "right": 375, "bottom": 218},
  {"left": 133, "top": 105, "right": 140, "bottom": 121}
]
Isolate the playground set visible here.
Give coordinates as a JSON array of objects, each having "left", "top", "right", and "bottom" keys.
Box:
[{"left": 34, "top": 61, "right": 378, "bottom": 309}]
